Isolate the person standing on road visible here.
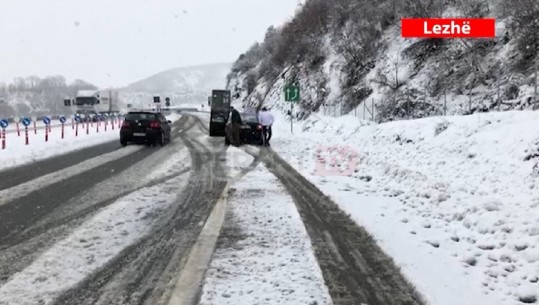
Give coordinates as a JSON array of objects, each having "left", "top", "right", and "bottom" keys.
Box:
[
  {"left": 230, "top": 106, "right": 243, "bottom": 147},
  {"left": 258, "top": 107, "right": 274, "bottom": 146}
]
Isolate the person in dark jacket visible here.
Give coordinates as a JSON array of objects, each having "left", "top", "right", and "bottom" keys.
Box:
[{"left": 230, "top": 107, "right": 242, "bottom": 146}]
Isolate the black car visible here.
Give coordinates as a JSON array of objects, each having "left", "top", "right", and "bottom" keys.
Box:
[
  {"left": 120, "top": 111, "right": 172, "bottom": 146},
  {"left": 225, "top": 112, "right": 263, "bottom": 146}
]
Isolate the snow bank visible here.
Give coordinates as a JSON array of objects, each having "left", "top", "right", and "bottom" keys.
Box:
[{"left": 270, "top": 110, "right": 539, "bottom": 305}]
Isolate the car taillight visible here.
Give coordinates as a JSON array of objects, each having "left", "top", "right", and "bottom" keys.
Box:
[
  {"left": 121, "top": 122, "right": 130, "bottom": 128},
  {"left": 257, "top": 124, "right": 262, "bottom": 130},
  {"left": 150, "top": 121, "right": 161, "bottom": 128}
]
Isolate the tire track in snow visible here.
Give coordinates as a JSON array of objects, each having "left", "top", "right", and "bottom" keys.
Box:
[
  {"left": 247, "top": 148, "right": 425, "bottom": 305},
  {"left": 0, "top": 117, "right": 191, "bottom": 288},
  {"left": 0, "top": 170, "right": 192, "bottom": 305},
  {"left": 52, "top": 116, "right": 230, "bottom": 305},
  {"left": 0, "top": 145, "right": 143, "bottom": 207}
]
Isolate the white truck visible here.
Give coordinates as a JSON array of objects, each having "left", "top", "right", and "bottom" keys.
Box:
[{"left": 73, "top": 89, "right": 121, "bottom": 115}]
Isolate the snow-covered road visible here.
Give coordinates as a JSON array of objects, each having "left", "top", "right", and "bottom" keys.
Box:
[
  {"left": 193, "top": 112, "right": 422, "bottom": 305},
  {"left": 0, "top": 114, "right": 229, "bottom": 305},
  {"left": 4, "top": 107, "right": 533, "bottom": 305},
  {"left": 199, "top": 150, "right": 333, "bottom": 305}
]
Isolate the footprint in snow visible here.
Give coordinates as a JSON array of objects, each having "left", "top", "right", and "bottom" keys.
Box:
[{"left": 426, "top": 240, "right": 440, "bottom": 248}]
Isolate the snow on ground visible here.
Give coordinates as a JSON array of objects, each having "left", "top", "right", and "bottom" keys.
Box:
[
  {"left": 224, "top": 145, "right": 256, "bottom": 179},
  {"left": 0, "top": 142, "right": 191, "bottom": 305},
  {"left": 0, "top": 114, "right": 182, "bottom": 171},
  {"left": 198, "top": 163, "right": 333, "bottom": 305},
  {"left": 268, "top": 110, "right": 539, "bottom": 305},
  {"left": 0, "top": 121, "right": 119, "bottom": 170}
]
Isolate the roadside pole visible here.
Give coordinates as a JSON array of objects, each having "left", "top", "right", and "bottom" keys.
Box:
[
  {"left": 534, "top": 59, "right": 538, "bottom": 110},
  {"left": 497, "top": 68, "right": 501, "bottom": 111},
  {"left": 363, "top": 102, "right": 366, "bottom": 120},
  {"left": 371, "top": 98, "right": 375, "bottom": 121},
  {"left": 290, "top": 101, "right": 293, "bottom": 134},
  {"left": 284, "top": 84, "right": 300, "bottom": 134},
  {"left": 444, "top": 89, "right": 447, "bottom": 116},
  {"left": 22, "top": 118, "right": 31, "bottom": 145},
  {"left": 0, "top": 119, "right": 9, "bottom": 150}
]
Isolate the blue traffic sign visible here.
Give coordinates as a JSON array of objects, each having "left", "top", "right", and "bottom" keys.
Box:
[
  {"left": 74, "top": 115, "right": 82, "bottom": 123},
  {"left": 59, "top": 116, "right": 67, "bottom": 124},
  {"left": 0, "top": 119, "right": 8, "bottom": 129},
  {"left": 43, "top": 117, "right": 51, "bottom": 125},
  {"left": 21, "top": 118, "right": 31, "bottom": 127}
]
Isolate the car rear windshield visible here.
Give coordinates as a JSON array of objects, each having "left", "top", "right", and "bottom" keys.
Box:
[
  {"left": 241, "top": 113, "right": 258, "bottom": 122},
  {"left": 125, "top": 113, "right": 157, "bottom": 121}
]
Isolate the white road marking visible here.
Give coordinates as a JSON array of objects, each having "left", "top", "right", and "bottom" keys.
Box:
[
  {"left": 166, "top": 148, "right": 256, "bottom": 305},
  {"left": 166, "top": 183, "right": 229, "bottom": 305}
]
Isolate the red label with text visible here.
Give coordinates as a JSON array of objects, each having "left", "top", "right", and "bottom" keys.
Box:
[{"left": 401, "top": 18, "right": 495, "bottom": 38}]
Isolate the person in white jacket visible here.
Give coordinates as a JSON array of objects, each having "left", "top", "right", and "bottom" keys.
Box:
[{"left": 258, "top": 107, "right": 274, "bottom": 146}]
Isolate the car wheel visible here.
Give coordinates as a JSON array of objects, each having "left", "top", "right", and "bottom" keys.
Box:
[
  {"left": 224, "top": 136, "right": 230, "bottom": 146},
  {"left": 159, "top": 132, "right": 165, "bottom": 146},
  {"left": 120, "top": 139, "right": 127, "bottom": 147}
]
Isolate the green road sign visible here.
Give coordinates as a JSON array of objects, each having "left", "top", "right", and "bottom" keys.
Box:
[{"left": 284, "top": 85, "right": 300, "bottom": 102}]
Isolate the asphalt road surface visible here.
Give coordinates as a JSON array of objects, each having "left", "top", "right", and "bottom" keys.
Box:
[{"left": 0, "top": 113, "right": 423, "bottom": 305}]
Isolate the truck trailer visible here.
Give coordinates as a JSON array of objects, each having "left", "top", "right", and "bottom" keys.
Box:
[
  {"left": 72, "top": 89, "right": 121, "bottom": 116},
  {"left": 209, "top": 89, "right": 231, "bottom": 137}
]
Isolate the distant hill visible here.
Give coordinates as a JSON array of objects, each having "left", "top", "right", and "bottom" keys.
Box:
[
  {"left": 120, "top": 63, "right": 232, "bottom": 108},
  {"left": 0, "top": 63, "right": 232, "bottom": 118}
]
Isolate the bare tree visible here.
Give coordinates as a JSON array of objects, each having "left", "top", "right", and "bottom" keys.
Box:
[{"left": 510, "top": 0, "right": 539, "bottom": 60}]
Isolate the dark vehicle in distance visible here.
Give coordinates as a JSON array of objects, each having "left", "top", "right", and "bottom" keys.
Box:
[
  {"left": 120, "top": 111, "right": 172, "bottom": 146},
  {"left": 225, "top": 112, "right": 263, "bottom": 146},
  {"left": 209, "top": 90, "right": 231, "bottom": 137}
]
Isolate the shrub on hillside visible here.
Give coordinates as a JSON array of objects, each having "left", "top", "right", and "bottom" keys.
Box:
[{"left": 509, "top": 0, "right": 539, "bottom": 61}]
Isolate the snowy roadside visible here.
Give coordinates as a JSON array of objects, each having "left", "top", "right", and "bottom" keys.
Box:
[
  {"left": 0, "top": 140, "right": 190, "bottom": 305},
  {"left": 198, "top": 160, "right": 332, "bottom": 305},
  {"left": 0, "top": 113, "right": 182, "bottom": 171},
  {"left": 269, "top": 110, "right": 539, "bottom": 305}
]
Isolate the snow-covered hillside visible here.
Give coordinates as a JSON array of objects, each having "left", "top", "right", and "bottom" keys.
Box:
[
  {"left": 228, "top": 0, "right": 539, "bottom": 123},
  {"left": 121, "top": 63, "right": 231, "bottom": 109},
  {"left": 264, "top": 107, "right": 539, "bottom": 305}
]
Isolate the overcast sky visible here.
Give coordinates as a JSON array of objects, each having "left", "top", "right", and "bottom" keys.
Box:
[{"left": 0, "top": 0, "right": 300, "bottom": 88}]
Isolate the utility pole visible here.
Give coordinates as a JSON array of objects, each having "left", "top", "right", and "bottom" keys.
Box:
[
  {"left": 468, "top": 87, "right": 472, "bottom": 114},
  {"left": 363, "top": 101, "right": 366, "bottom": 120},
  {"left": 497, "top": 70, "right": 501, "bottom": 111},
  {"left": 371, "top": 98, "right": 375, "bottom": 122},
  {"left": 443, "top": 89, "right": 447, "bottom": 116},
  {"left": 534, "top": 59, "right": 538, "bottom": 110},
  {"left": 109, "top": 90, "right": 112, "bottom": 113},
  {"left": 406, "top": 95, "right": 410, "bottom": 119}
]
